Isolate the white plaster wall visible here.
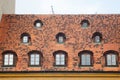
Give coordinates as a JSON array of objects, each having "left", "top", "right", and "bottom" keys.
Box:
[{"left": 0, "top": 0, "right": 15, "bottom": 21}]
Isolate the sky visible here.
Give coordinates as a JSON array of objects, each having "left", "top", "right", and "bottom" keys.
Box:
[{"left": 15, "top": 0, "right": 120, "bottom": 14}]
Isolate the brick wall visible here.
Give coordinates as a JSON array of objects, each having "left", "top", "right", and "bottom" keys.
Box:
[{"left": 0, "top": 14, "right": 120, "bottom": 72}]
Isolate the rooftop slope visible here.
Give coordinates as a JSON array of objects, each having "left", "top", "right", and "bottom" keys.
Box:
[{"left": 0, "top": 14, "right": 119, "bottom": 72}]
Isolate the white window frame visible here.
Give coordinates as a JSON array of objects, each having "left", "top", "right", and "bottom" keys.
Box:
[
  {"left": 4, "top": 54, "right": 14, "bottom": 66},
  {"left": 106, "top": 54, "right": 116, "bottom": 66},
  {"left": 23, "top": 36, "right": 29, "bottom": 43},
  {"left": 58, "top": 36, "right": 64, "bottom": 43},
  {"left": 95, "top": 36, "right": 100, "bottom": 43},
  {"left": 30, "top": 53, "right": 40, "bottom": 66},
  {"left": 35, "top": 22, "right": 42, "bottom": 28},
  {"left": 55, "top": 54, "right": 65, "bottom": 66},
  {"left": 82, "top": 22, "right": 88, "bottom": 27},
  {"left": 81, "top": 53, "right": 91, "bottom": 66}
]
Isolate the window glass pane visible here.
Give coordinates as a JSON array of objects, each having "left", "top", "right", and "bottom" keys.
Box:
[
  {"left": 82, "top": 22, "right": 88, "bottom": 27},
  {"left": 56, "top": 54, "right": 60, "bottom": 61},
  {"left": 30, "top": 54, "right": 35, "bottom": 65},
  {"left": 35, "top": 57, "right": 39, "bottom": 62},
  {"left": 31, "top": 57, "right": 34, "bottom": 62},
  {"left": 5, "top": 54, "right": 8, "bottom": 59},
  {"left": 36, "top": 22, "right": 41, "bottom": 28},
  {"left": 4, "top": 54, "right": 14, "bottom": 66},
  {"left": 4, "top": 55, "right": 8, "bottom": 62},
  {"left": 31, "top": 61, "right": 34, "bottom": 65},
  {"left": 36, "top": 54, "right": 39, "bottom": 58},
  {"left": 9, "top": 61, "right": 13, "bottom": 65},
  {"left": 61, "top": 54, "right": 65, "bottom": 60},
  {"left": 31, "top": 54, "right": 35, "bottom": 58},
  {"left": 56, "top": 61, "right": 60, "bottom": 65},
  {"left": 95, "top": 36, "right": 100, "bottom": 43},
  {"left": 60, "top": 54, "right": 65, "bottom": 65},
  {"left": 35, "top": 61, "right": 39, "bottom": 65},
  {"left": 111, "top": 55, "right": 116, "bottom": 65},
  {"left": 4, "top": 58, "right": 8, "bottom": 62},
  {"left": 107, "top": 55, "right": 111, "bottom": 65},
  {"left": 4, "top": 61, "right": 8, "bottom": 65},
  {"left": 10, "top": 54, "right": 13, "bottom": 59},
  {"left": 55, "top": 54, "right": 66, "bottom": 65},
  {"left": 56, "top": 54, "right": 60, "bottom": 65},
  {"left": 58, "top": 36, "right": 64, "bottom": 43},
  {"left": 86, "top": 55, "right": 90, "bottom": 65},
  {"left": 23, "top": 36, "right": 28, "bottom": 43},
  {"left": 61, "top": 60, "right": 65, "bottom": 65},
  {"left": 9, "top": 58, "right": 13, "bottom": 63},
  {"left": 81, "top": 55, "right": 86, "bottom": 65}
]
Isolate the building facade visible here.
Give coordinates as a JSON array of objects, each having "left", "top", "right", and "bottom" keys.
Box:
[{"left": 0, "top": 14, "right": 120, "bottom": 80}]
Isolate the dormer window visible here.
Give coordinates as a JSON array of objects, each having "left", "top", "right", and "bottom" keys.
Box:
[
  {"left": 78, "top": 50, "right": 93, "bottom": 66},
  {"left": 56, "top": 54, "right": 65, "bottom": 65},
  {"left": 28, "top": 50, "right": 42, "bottom": 67},
  {"left": 56, "top": 32, "right": 66, "bottom": 44},
  {"left": 94, "top": 36, "right": 100, "bottom": 43},
  {"left": 58, "top": 36, "right": 64, "bottom": 43},
  {"left": 104, "top": 50, "right": 118, "bottom": 67},
  {"left": 23, "top": 36, "right": 29, "bottom": 43},
  {"left": 34, "top": 19, "right": 43, "bottom": 28},
  {"left": 81, "top": 19, "right": 90, "bottom": 28},
  {"left": 2, "top": 51, "right": 17, "bottom": 67},
  {"left": 21, "top": 33, "right": 31, "bottom": 44},
  {"left": 92, "top": 32, "right": 102, "bottom": 43},
  {"left": 53, "top": 50, "right": 68, "bottom": 66}
]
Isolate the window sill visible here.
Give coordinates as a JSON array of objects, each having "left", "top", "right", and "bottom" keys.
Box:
[
  {"left": 2, "top": 65, "right": 16, "bottom": 68},
  {"left": 34, "top": 26, "right": 43, "bottom": 30},
  {"left": 54, "top": 65, "right": 67, "bottom": 67},
  {"left": 79, "top": 65, "right": 93, "bottom": 67},
  {"left": 57, "top": 42, "right": 65, "bottom": 44},
  {"left": 104, "top": 65, "right": 119, "bottom": 67},
  {"left": 81, "top": 26, "right": 89, "bottom": 29},
  {"left": 21, "top": 42, "right": 31, "bottom": 45},
  {"left": 95, "top": 42, "right": 101, "bottom": 44},
  {"left": 28, "top": 65, "right": 41, "bottom": 67}
]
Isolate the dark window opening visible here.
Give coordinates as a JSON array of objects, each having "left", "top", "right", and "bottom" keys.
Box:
[
  {"left": 53, "top": 50, "right": 68, "bottom": 66},
  {"left": 78, "top": 50, "right": 93, "bottom": 66},
  {"left": 34, "top": 19, "right": 43, "bottom": 28},
  {"left": 104, "top": 50, "right": 118, "bottom": 67},
  {"left": 28, "top": 50, "right": 42, "bottom": 67},
  {"left": 56, "top": 32, "right": 66, "bottom": 44},
  {"left": 21, "top": 33, "right": 31, "bottom": 44},
  {"left": 81, "top": 19, "right": 90, "bottom": 28},
  {"left": 2, "top": 50, "right": 17, "bottom": 67},
  {"left": 92, "top": 32, "right": 102, "bottom": 43}
]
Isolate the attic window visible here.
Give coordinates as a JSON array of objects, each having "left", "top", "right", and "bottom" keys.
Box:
[
  {"left": 104, "top": 50, "right": 118, "bottom": 67},
  {"left": 56, "top": 32, "right": 66, "bottom": 44},
  {"left": 81, "top": 19, "right": 90, "bottom": 28},
  {"left": 34, "top": 19, "right": 43, "bottom": 28},
  {"left": 2, "top": 51, "right": 17, "bottom": 67},
  {"left": 78, "top": 50, "right": 93, "bottom": 66},
  {"left": 21, "top": 33, "right": 31, "bottom": 44},
  {"left": 53, "top": 50, "right": 68, "bottom": 66},
  {"left": 92, "top": 32, "right": 102, "bottom": 43}
]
